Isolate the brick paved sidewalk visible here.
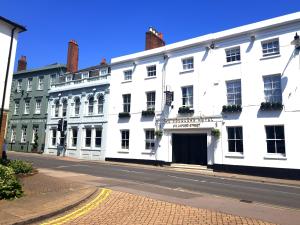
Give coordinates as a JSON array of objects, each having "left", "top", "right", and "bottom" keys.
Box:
[{"left": 46, "top": 191, "right": 275, "bottom": 225}]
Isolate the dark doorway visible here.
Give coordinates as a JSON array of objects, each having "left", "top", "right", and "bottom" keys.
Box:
[{"left": 172, "top": 133, "right": 207, "bottom": 165}]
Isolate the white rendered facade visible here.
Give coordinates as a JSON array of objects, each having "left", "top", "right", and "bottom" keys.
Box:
[
  {"left": 44, "top": 65, "right": 110, "bottom": 160},
  {"left": 106, "top": 12, "right": 300, "bottom": 171}
]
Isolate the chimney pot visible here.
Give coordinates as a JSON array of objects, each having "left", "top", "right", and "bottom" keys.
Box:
[
  {"left": 67, "top": 39, "right": 79, "bottom": 73},
  {"left": 100, "top": 58, "right": 107, "bottom": 65},
  {"left": 17, "top": 55, "right": 27, "bottom": 71},
  {"left": 145, "top": 27, "right": 165, "bottom": 50}
]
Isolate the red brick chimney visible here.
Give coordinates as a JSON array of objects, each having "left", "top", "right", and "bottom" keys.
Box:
[
  {"left": 100, "top": 58, "right": 107, "bottom": 65},
  {"left": 67, "top": 40, "right": 79, "bottom": 73},
  {"left": 145, "top": 27, "right": 165, "bottom": 50},
  {"left": 17, "top": 55, "right": 27, "bottom": 71}
]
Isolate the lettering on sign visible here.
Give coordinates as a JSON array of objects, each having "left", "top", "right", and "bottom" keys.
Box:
[{"left": 163, "top": 116, "right": 219, "bottom": 130}]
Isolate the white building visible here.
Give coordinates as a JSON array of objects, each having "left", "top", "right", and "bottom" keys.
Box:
[
  {"left": 106, "top": 12, "right": 300, "bottom": 177},
  {"left": 44, "top": 63, "right": 110, "bottom": 160},
  {"left": 0, "top": 16, "right": 26, "bottom": 155}
]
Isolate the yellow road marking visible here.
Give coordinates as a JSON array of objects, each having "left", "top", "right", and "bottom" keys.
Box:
[{"left": 41, "top": 188, "right": 111, "bottom": 225}]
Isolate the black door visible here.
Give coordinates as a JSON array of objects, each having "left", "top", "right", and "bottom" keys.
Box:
[{"left": 172, "top": 133, "right": 207, "bottom": 165}]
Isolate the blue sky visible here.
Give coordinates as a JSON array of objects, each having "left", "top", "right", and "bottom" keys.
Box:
[{"left": 1, "top": 0, "right": 299, "bottom": 71}]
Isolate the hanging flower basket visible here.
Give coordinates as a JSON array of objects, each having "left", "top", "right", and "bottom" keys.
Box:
[{"left": 211, "top": 128, "right": 220, "bottom": 139}]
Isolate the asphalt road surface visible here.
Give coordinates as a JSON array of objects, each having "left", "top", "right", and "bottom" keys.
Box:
[{"left": 11, "top": 152, "right": 300, "bottom": 210}]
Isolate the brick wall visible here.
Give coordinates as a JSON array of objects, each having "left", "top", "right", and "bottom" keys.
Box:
[{"left": 0, "top": 111, "right": 8, "bottom": 157}]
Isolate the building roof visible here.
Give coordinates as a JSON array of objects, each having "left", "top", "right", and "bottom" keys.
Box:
[
  {"left": 111, "top": 11, "right": 300, "bottom": 64},
  {"left": 14, "top": 63, "right": 66, "bottom": 75},
  {"left": 0, "top": 16, "right": 27, "bottom": 32}
]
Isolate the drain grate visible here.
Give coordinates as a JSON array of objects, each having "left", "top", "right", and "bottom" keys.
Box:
[{"left": 240, "top": 199, "right": 253, "bottom": 203}]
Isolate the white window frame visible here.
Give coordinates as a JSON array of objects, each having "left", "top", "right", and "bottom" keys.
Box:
[
  {"left": 226, "top": 80, "right": 242, "bottom": 105},
  {"left": 17, "top": 80, "right": 22, "bottom": 92},
  {"left": 97, "top": 95, "right": 104, "bottom": 114},
  {"left": 147, "top": 65, "right": 156, "bottom": 77},
  {"left": 124, "top": 70, "right": 132, "bottom": 81},
  {"left": 54, "top": 101, "right": 59, "bottom": 117},
  {"left": 265, "top": 125, "right": 285, "bottom": 155},
  {"left": 62, "top": 99, "right": 68, "bottom": 117},
  {"left": 50, "top": 74, "right": 57, "bottom": 86},
  {"left": 100, "top": 68, "right": 108, "bottom": 76},
  {"left": 24, "top": 100, "right": 30, "bottom": 114},
  {"left": 225, "top": 47, "right": 241, "bottom": 63},
  {"left": 85, "top": 128, "right": 92, "bottom": 147},
  {"left": 51, "top": 129, "right": 57, "bottom": 146},
  {"left": 145, "top": 129, "right": 155, "bottom": 150},
  {"left": 146, "top": 91, "right": 155, "bottom": 110},
  {"left": 38, "top": 77, "right": 44, "bottom": 90},
  {"left": 21, "top": 126, "right": 27, "bottom": 143},
  {"left": 182, "top": 57, "right": 194, "bottom": 70},
  {"left": 32, "top": 126, "right": 38, "bottom": 143},
  {"left": 35, "top": 100, "right": 41, "bottom": 114},
  {"left": 74, "top": 98, "right": 80, "bottom": 116},
  {"left": 263, "top": 75, "right": 282, "bottom": 103},
  {"left": 88, "top": 97, "right": 94, "bottom": 115},
  {"left": 11, "top": 127, "right": 16, "bottom": 142},
  {"left": 95, "top": 128, "right": 102, "bottom": 148},
  {"left": 71, "top": 128, "right": 78, "bottom": 147},
  {"left": 227, "top": 127, "right": 243, "bottom": 153},
  {"left": 123, "top": 94, "right": 131, "bottom": 113},
  {"left": 262, "top": 38, "right": 280, "bottom": 57},
  {"left": 14, "top": 101, "right": 19, "bottom": 115},
  {"left": 121, "top": 130, "right": 129, "bottom": 150},
  {"left": 181, "top": 86, "right": 193, "bottom": 108},
  {"left": 27, "top": 78, "right": 32, "bottom": 91}
]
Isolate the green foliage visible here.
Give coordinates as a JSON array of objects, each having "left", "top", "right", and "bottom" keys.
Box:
[
  {"left": 178, "top": 106, "right": 194, "bottom": 114},
  {"left": 211, "top": 128, "right": 221, "bottom": 139},
  {"left": 32, "top": 132, "right": 39, "bottom": 151},
  {"left": 0, "top": 165, "right": 23, "bottom": 199},
  {"left": 222, "top": 105, "right": 242, "bottom": 113},
  {"left": 154, "top": 130, "right": 163, "bottom": 138},
  {"left": 8, "top": 160, "right": 33, "bottom": 174}
]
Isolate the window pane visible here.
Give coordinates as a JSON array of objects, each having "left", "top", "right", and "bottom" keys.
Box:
[
  {"left": 276, "top": 140, "right": 285, "bottom": 154},
  {"left": 228, "top": 140, "right": 235, "bottom": 152},
  {"left": 266, "top": 126, "right": 275, "bottom": 139},
  {"left": 275, "top": 126, "right": 284, "bottom": 139},
  {"left": 236, "top": 140, "right": 243, "bottom": 153},
  {"left": 267, "top": 140, "right": 276, "bottom": 153},
  {"left": 227, "top": 127, "right": 235, "bottom": 139},
  {"left": 235, "top": 127, "right": 243, "bottom": 139}
]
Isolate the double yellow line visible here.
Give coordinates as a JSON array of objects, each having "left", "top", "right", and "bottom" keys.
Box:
[{"left": 41, "top": 188, "right": 111, "bottom": 225}]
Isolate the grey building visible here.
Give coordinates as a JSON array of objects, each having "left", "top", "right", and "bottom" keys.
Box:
[{"left": 6, "top": 60, "right": 66, "bottom": 152}]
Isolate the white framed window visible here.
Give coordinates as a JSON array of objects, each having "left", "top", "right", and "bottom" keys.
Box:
[
  {"left": 98, "top": 95, "right": 104, "bottom": 114},
  {"left": 27, "top": 78, "right": 32, "bottom": 91},
  {"left": 14, "top": 101, "right": 19, "bottom": 115},
  {"left": 21, "top": 126, "right": 27, "bottom": 143},
  {"left": 32, "top": 126, "right": 38, "bottom": 143},
  {"left": 121, "top": 130, "right": 129, "bottom": 149},
  {"left": 100, "top": 68, "right": 108, "bottom": 76},
  {"left": 182, "top": 86, "right": 193, "bottom": 108},
  {"left": 145, "top": 129, "right": 155, "bottom": 150},
  {"left": 24, "top": 100, "right": 30, "bottom": 114},
  {"left": 54, "top": 101, "right": 59, "bottom": 117},
  {"left": 82, "top": 72, "right": 89, "bottom": 79},
  {"left": 123, "top": 94, "right": 131, "bottom": 113},
  {"left": 38, "top": 77, "right": 44, "bottom": 90},
  {"left": 85, "top": 128, "right": 92, "bottom": 147},
  {"left": 74, "top": 98, "right": 80, "bottom": 116},
  {"left": 72, "top": 128, "right": 78, "bottom": 147},
  {"left": 51, "top": 129, "right": 57, "bottom": 146},
  {"left": 35, "top": 100, "right": 41, "bottom": 114},
  {"left": 226, "top": 80, "right": 241, "bottom": 105},
  {"left": 124, "top": 70, "right": 132, "bottom": 81},
  {"left": 227, "top": 127, "right": 243, "bottom": 153},
  {"left": 147, "top": 65, "right": 156, "bottom": 77},
  {"left": 89, "top": 70, "right": 99, "bottom": 78},
  {"left": 263, "top": 75, "right": 282, "bottom": 103},
  {"left": 262, "top": 39, "right": 280, "bottom": 57},
  {"left": 225, "top": 47, "right": 241, "bottom": 63},
  {"left": 95, "top": 128, "right": 102, "bottom": 148},
  {"left": 11, "top": 127, "right": 16, "bottom": 142},
  {"left": 265, "top": 125, "right": 285, "bottom": 154},
  {"left": 17, "top": 80, "right": 22, "bottom": 92},
  {"left": 62, "top": 99, "right": 68, "bottom": 117},
  {"left": 50, "top": 74, "right": 57, "bottom": 85},
  {"left": 146, "top": 91, "right": 155, "bottom": 110},
  {"left": 88, "top": 97, "right": 94, "bottom": 115},
  {"left": 182, "top": 57, "right": 194, "bottom": 70}
]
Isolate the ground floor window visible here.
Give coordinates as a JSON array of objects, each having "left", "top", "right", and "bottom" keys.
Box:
[
  {"left": 72, "top": 128, "right": 78, "bottom": 147},
  {"left": 265, "top": 125, "right": 285, "bottom": 154},
  {"left": 145, "top": 129, "right": 155, "bottom": 149},
  {"left": 11, "top": 127, "right": 16, "bottom": 142},
  {"left": 32, "top": 126, "right": 38, "bottom": 143},
  {"left": 21, "top": 126, "right": 27, "bottom": 143},
  {"left": 95, "top": 128, "right": 102, "bottom": 148},
  {"left": 51, "top": 129, "right": 57, "bottom": 146},
  {"left": 227, "top": 127, "right": 243, "bottom": 153},
  {"left": 85, "top": 128, "right": 92, "bottom": 147},
  {"left": 121, "top": 130, "right": 129, "bottom": 149}
]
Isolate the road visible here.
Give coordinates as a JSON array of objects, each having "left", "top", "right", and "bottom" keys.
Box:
[{"left": 11, "top": 152, "right": 300, "bottom": 210}]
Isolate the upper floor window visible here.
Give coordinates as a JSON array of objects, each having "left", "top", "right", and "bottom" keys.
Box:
[
  {"left": 124, "top": 70, "right": 132, "bottom": 81},
  {"left": 35, "top": 100, "right": 41, "bottom": 114},
  {"left": 54, "top": 101, "right": 59, "bottom": 117},
  {"left": 182, "top": 57, "right": 194, "bottom": 70},
  {"left": 98, "top": 95, "right": 104, "bottom": 114},
  {"left": 89, "top": 70, "right": 99, "bottom": 78},
  {"left": 146, "top": 91, "right": 155, "bottom": 111},
  {"left": 17, "top": 80, "right": 22, "bottom": 92},
  {"left": 263, "top": 75, "right": 282, "bottom": 103},
  {"left": 62, "top": 99, "right": 68, "bottom": 117},
  {"left": 121, "top": 130, "right": 129, "bottom": 150},
  {"left": 225, "top": 47, "right": 241, "bottom": 63},
  {"left": 145, "top": 129, "right": 155, "bottom": 150},
  {"left": 265, "top": 125, "right": 285, "bottom": 154},
  {"left": 74, "top": 98, "right": 80, "bottom": 116},
  {"left": 88, "top": 97, "right": 94, "bottom": 115},
  {"left": 24, "top": 100, "right": 30, "bottom": 114},
  {"left": 27, "top": 78, "right": 32, "bottom": 91},
  {"left": 14, "top": 101, "right": 19, "bottom": 115},
  {"left": 50, "top": 74, "right": 57, "bottom": 85},
  {"left": 38, "top": 77, "right": 44, "bottom": 90},
  {"left": 100, "top": 68, "right": 108, "bottom": 76},
  {"left": 147, "top": 65, "right": 156, "bottom": 77},
  {"left": 123, "top": 94, "right": 131, "bottom": 113},
  {"left": 262, "top": 39, "right": 280, "bottom": 57},
  {"left": 182, "top": 86, "right": 193, "bottom": 108},
  {"left": 226, "top": 80, "right": 241, "bottom": 105},
  {"left": 227, "top": 127, "right": 243, "bottom": 153}
]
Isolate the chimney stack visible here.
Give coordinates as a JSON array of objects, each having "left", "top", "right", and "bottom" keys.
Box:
[
  {"left": 100, "top": 58, "right": 107, "bottom": 65},
  {"left": 17, "top": 55, "right": 27, "bottom": 71},
  {"left": 145, "top": 27, "right": 165, "bottom": 50},
  {"left": 67, "top": 40, "right": 79, "bottom": 73}
]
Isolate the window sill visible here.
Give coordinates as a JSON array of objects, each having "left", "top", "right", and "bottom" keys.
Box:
[
  {"left": 260, "top": 54, "right": 281, "bottom": 60},
  {"left": 145, "top": 76, "right": 157, "bottom": 80},
  {"left": 121, "top": 80, "right": 132, "bottom": 84},
  {"left": 34, "top": 113, "right": 41, "bottom": 115},
  {"left": 264, "top": 154, "right": 287, "bottom": 160},
  {"left": 51, "top": 117, "right": 61, "bottom": 120},
  {"left": 179, "top": 69, "right": 194, "bottom": 74},
  {"left": 225, "top": 153, "right": 244, "bottom": 159},
  {"left": 223, "top": 61, "right": 241, "bottom": 67},
  {"left": 84, "top": 114, "right": 104, "bottom": 117},
  {"left": 68, "top": 147, "right": 77, "bottom": 150},
  {"left": 118, "top": 150, "right": 129, "bottom": 153},
  {"left": 70, "top": 115, "right": 80, "bottom": 118}
]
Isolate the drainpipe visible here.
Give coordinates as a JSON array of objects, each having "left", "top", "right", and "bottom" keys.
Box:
[{"left": 0, "top": 27, "right": 17, "bottom": 138}]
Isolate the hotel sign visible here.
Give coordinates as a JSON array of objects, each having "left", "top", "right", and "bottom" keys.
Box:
[{"left": 163, "top": 117, "right": 219, "bottom": 130}]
